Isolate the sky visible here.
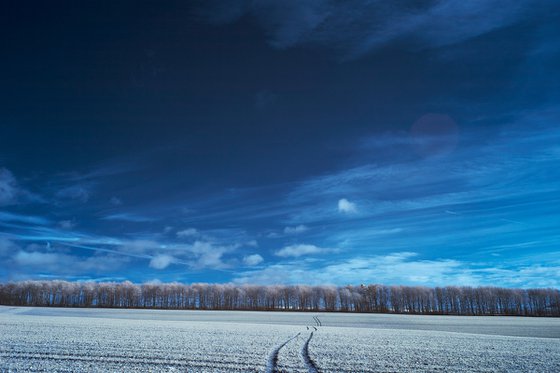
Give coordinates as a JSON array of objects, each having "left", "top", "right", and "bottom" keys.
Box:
[{"left": 0, "top": 1, "right": 559, "bottom": 287}]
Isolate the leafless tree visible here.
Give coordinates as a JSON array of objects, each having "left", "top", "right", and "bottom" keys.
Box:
[{"left": 0, "top": 281, "right": 558, "bottom": 316}]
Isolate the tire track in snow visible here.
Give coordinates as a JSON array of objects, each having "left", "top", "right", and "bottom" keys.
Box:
[
  {"left": 301, "top": 332, "right": 321, "bottom": 373},
  {"left": 312, "top": 316, "right": 322, "bottom": 327},
  {"left": 0, "top": 351, "right": 252, "bottom": 371},
  {"left": 265, "top": 332, "right": 301, "bottom": 373}
]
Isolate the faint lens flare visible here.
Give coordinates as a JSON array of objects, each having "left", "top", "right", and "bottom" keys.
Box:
[{"left": 410, "top": 113, "right": 459, "bottom": 157}]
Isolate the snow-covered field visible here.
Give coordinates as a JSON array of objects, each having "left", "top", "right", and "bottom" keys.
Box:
[{"left": 1, "top": 306, "right": 559, "bottom": 372}]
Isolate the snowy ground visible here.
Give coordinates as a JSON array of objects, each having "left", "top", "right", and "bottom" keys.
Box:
[{"left": 0, "top": 306, "right": 559, "bottom": 372}]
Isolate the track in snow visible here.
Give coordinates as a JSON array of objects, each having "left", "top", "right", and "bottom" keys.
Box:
[
  {"left": 301, "top": 332, "right": 321, "bottom": 373},
  {"left": 265, "top": 332, "right": 301, "bottom": 373},
  {"left": 0, "top": 350, "right": 252, "bottom": 371},
  {"left": 312, "top": 316, "right": 322, "bottom": 327}
]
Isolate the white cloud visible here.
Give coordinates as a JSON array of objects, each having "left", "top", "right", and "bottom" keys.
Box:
[
  {"left": 246, "top": 240, "right": 259, "bottom": 247},
  {"left": 149, "top": 254, "right": 174, "bottom": 270},
  {"left": 102, "top": 213, "right": 155, "bottom": 222},
  {"left": 56, "top": 185, "right": 90, "bottom": 203},
  {"left": 275, "top": 244, "right": 336, "bottom": 258},
  {"left": 14, "top": 250, "right": 61, "bottom": 266},
  {"left": 0, "top": 212, "right": 50, "bottom": 225},
  {"left": 0, "top": 168, "right": 19, "bottom": 206},
  {"left": 187, "top": 240, "right": 232, "bottom": 269},
  {"left": 11, "top": 249, "right": 121, "bottom": 274},
  {"left": 338, "top": 198, "right": 357, "bottom": 214},
  {"left": 235, "top": 252, "right": 471, "bottom": 285},
  {"left": 58, "top": 220, "right": 76, "bottom": 229},
  {"left": 284, "top": 224, "right": 308, "bottom": 235},
  {"left": 243, "top": 254, "right": 264, "bottom": 266},
  {"left": 176, "top": 228, "right": 198, "bottom": 238},
  {"left": 115, "top": 238, "right": 237, "bottom": 270},
  {"left": 0, "top": 238, "right": 18, "bottom": 256},
  {"left": 234, "top": 250, "right": 560, "bottom": 288},
  {"left": 120, "top": 239, "right": 161, "bottom": 254}
]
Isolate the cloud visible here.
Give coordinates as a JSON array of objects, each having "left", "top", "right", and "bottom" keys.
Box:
[
  {"left": 119, "top": 239, "right": 161, "bottom": 255},
  {"left": 11, "top": 249, "right": 122, "bottom": 275},
  {"left": 149, "top": 254, "right": 175, "bottom": 270},
  {"left": 58, "top": 220, "right": 76, "bottom": 229},
  {"left": 0, "top": 212, "right": 50, "bottom": 225},
  {"left": 61, "top": 161, "right": 140, "bottom": 182},
  {"left": 101, "top": 213, "right": 155, "bottom": 222},
  {"left": 283, "top": 224, "right": 308, "bottom": 235},
  {"left": 243, "top": 254, "right": 264, "bottom": 266},
  {"left": 199, "top": 0, "right": 540, "bottom": 58},
  {"left": 14, "top": 250, "right": 61, "bottom": 267},
  {"left": 56, "top": 185, "right": 90, "bottom": 203},
  {"left": 110, "top": 196, "right": 123, "bottom": 206},
  {"left": 187, "top": 240, "right": 233, "bottom": 269},
  {"left": 476, "top": 265, "right": 560, "bottom": 288},
  {"left": 284, "top": 116, "right": 560, "bottom": 230},
  {"left": 338, "top": 198, "right": 357, "bottom": 214},
  {"left": 0, "top": 238, "right": 18, "bottom": 256},
  {"left": 0, "top": 168, "right": 19, "bottom": 206},
  {"left": 176, "top": 228, "right": 198, "bottom": 238},
  {"left": 275, "top": 244, "right": 336, "bottom": 258},
  {"left": 234, "top": 249, "right": 560, "bottom": 288},
  {"left": 115, "top": 237, "right": 238, "bottom": 270},
  {"left": 234, "top": 252, "right": 470, "bottom": 285},
  {"left": 246, "top": 239, "right": 259, "bottom": 247}
]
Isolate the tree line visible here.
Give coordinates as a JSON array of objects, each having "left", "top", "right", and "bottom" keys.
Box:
[{"left": 0, "top": 280, "right": 558, "bottom": 316}]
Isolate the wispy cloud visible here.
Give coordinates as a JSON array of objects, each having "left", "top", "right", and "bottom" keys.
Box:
[
  {"left": 0, "top": 168, "right": 41, "bottom": 206},
  {"left": 58, "top": 160, "right": 140, "bottom": 183},
  {"left": 0, "top": 238, "right": 18, "bottom": 256},
  {"left": 0, "top": 212, "right": 50, "bottom": 225},
  {"left": 56, "top": 185, "right": 90, "bottom": 203},
  {"left": 275, "top": 244, "right": 337, "bottom": 258},
  {"left": 176, "top": 228, "right": 198, "bottom": 238},
  {"left": 10, "top": 246, "right": 126, "bottom": 277},
  {"left": 149, "top": 254, "right": 175, "bottom": 270},
  {"left": 110, "top": 196, "right": 123, "bottom": 206},
  {"left": 234, "top": 251, "right": 560, "bottom": 287},
  {"left": 199, "top": 0, "right": 545, "bottom": 58},
  {"left": 101, "top": 213, "right": 156, "bottom": 223},
  {"left": 234, "top": 252, "right": 464, "bottom": 285},
  {"left": 186, "top": 240, "right": 235, "bottom": 269},
  {"left": 58, "top": 219, "right": 77, "bottom": 229},
  {"left": 1, "top": 108, "right": 558, "bottom": 285},
  {"left": 0, "top": 168, "right": 19, "bottom": 206},
  {"left": 283, "top": 224, "right": 308, "bottom": 235}
]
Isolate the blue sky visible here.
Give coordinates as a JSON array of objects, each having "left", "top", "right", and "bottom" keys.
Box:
[{"left": 0, "top": 1, "right": 559, "bottom": 287}]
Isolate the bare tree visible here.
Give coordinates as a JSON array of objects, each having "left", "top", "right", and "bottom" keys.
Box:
[{"left": 0, "top": 280, "right": 557, "bottom": 316}]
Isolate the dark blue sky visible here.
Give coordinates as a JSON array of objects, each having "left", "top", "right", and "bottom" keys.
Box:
[{"left": 1, "top": 1, "right": 559, "bottom": 286}]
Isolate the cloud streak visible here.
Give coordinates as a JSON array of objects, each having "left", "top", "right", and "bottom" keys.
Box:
[
  {"left": 275, "top": 244, "right": 337, "bottom": 258},
  {"left": 234, "top": 251, "right": 560, "bottom": 288},
  {"left": 199, "top": 0, "right": 545, "bottom": 58},
  {"left": 0, "top": 168, "right": 19, "bottom": 206}
]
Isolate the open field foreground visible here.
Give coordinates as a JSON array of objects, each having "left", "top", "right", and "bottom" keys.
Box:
[{"left": 1, "top": 306, "right": 559, "bottom": 372}]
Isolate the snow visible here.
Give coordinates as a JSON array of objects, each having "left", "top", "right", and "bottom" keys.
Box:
[{"left": 1, "top": 306, "right": 559, "bottom": 372}]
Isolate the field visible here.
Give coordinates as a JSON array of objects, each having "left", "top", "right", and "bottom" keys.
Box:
[{"left": 1, "top": 306, "right": 559, "bottom": 372}]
